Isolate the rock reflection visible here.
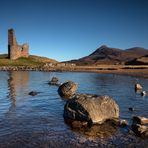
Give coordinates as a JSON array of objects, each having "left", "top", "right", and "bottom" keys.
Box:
[
  {"left": 135, "top": 89, "right": 141, "bottom": 94},
  {"left": 67, "top": 120, "right": 118, "bottom": 140}
]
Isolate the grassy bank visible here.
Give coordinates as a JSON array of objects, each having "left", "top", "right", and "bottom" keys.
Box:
[{"left": 0, "top": 54, "right": 58, "bottom": 66}]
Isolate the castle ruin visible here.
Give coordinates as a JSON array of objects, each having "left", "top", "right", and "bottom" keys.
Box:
[{"left": 8, "top": 29, "right": 29, "bottom": 60}]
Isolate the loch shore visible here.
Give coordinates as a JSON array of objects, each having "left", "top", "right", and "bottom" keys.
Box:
[{"left": 0, "top": 65, "right": 148, "bottom": 78}]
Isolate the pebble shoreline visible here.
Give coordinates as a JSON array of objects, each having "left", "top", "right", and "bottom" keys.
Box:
[{"left": 0, "top": 66, "right": 57, "bottom": 71}]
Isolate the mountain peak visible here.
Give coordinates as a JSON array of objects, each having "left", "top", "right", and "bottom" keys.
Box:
[
  {"left": 99, "top": 45, "right": 108, "bottom": 49},
  {"left": 67, "top": 45, "right": 148, "bottom": 65}
]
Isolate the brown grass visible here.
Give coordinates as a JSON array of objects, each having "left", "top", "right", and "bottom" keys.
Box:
[{"left": 54, "top": 65, "right": 148, "bottom": 78}]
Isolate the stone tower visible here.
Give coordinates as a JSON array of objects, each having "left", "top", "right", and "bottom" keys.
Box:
[{"left": 8, "top": 28, "right": 29, "bottom": 60}]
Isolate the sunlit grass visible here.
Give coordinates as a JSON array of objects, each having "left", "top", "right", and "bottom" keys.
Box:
[{"left": 0, "top": 54, "right": 58, "bottom": 66}]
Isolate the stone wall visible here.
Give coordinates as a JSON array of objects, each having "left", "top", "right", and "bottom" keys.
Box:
[{"left": 8, "top": 29, "right": 29, "bottom": 60}]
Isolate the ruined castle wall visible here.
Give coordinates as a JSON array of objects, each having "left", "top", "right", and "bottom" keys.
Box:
[
  {"left": 10, "top": 46, "right": 21, "bottom": 60},
  {"left": 10, "top": 45, "right": 29, "bottom": 60},
  {"left": 8, "top": 29, "right": 29, "bottom": 60},
  {"left": 21, "top": 44, "right": 29, "bottom": 58},
  {"left": 8, "top": 29, "right": 17, "bottom": 46}
]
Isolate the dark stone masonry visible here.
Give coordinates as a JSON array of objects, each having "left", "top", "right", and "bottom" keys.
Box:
[{"left": 8, "top": 28, "right": 29, "bottom": 60}]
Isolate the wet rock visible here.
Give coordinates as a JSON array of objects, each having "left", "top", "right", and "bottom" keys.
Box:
[
  {"left": 58, "top": 81, "right": 77, "bottom": 98},
  {"left": 64, "top": 94, "right": 119, "bottom": 124},
  {"left": 141, "top": 91, "right": 147, "bottom": 96},
  {"left": 129, "top": 107, "right": 135, "bottom": 111},
  {"left": 132, "top": 124, "right": 148, "bottom": 137},
  {"left": 78, "top": 137, "right": 87, "bottom": 144},
  {"left": 133, "top": 116, "right": 148, "bottom": 125},
  {"left": 119, "top": 119, "right": 128, "bottom": 127},
  {"left": 71, "top": 121, "right": 88, "bottom": 129},
  {"left": 107, "top": 118, "right": 128, "bottom": 127},
  {"left": 48, "top": 77, "right": 59, "bottom": 86},
  {"left": 132, "top": 116, "right": 148, "bottom": 137},
  {"left": 106, "top": 118, "right": 120, "bottom": 126},
  {"left": 28, "top": 91, "right": 39, "bottom": 96},
  {"left": 135, "top": 83, "right": 142, "bottom": 91}
]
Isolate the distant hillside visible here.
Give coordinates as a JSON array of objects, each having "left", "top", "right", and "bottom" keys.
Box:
[
  {"left": 0, "top": 54, "right": 58, "bottom": 66},
  {"left": 125, "top": 55, "right": 148, "bottom": 65},
  {"left": 67, "top": 45, "right": 148, "bottom": 65}
]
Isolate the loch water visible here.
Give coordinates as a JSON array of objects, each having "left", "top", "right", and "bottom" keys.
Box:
[{"left": 0, "top": 71, "right": 148, "bottom": 148}]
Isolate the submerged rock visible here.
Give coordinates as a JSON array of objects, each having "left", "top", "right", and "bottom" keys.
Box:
[
  {"left": 48, "top": 77, "right": 59, "bottom": 86},
  {"left": 129, "top": 107, "right": 135, "bottom": 111},
  {"left": 58, "top": 81, "right": 77, "bottom": 98},
  {"left": 72, "top": 120, "right": 118, "bottom": 139},
  {"left": 64, "top": 93, "right": 119, "bottom": 124},
  {"left": 28, "top": 91, "right": 39, "bottom": 96}
]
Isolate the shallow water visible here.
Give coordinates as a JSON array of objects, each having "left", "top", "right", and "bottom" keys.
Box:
[{"left": 0, "top": 71, "right": 148, "bottom": 147}]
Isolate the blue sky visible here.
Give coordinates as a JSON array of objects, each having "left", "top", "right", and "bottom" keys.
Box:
[{"left": 0, "top": 0, "right": 148, "bottom": 61}]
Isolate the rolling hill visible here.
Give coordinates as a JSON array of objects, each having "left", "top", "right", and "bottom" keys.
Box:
[{"left": 0, "top": 54, "right": 58, "bottom": 66}]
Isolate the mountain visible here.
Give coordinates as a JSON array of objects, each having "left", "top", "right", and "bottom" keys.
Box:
[
  {"left": 125, "top": 54, "right": 148, "bottom": 65},
  {"left": 67, "top": 45, "right": 148, "bottom": 65}
]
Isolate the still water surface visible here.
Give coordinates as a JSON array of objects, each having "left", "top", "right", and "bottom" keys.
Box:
[{"left": 0, "top": 71, "right": 148, "bottom": 147}]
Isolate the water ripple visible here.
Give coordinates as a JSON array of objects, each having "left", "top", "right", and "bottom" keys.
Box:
[{"left": 0, "top": 71, "right": 147, "bottom": 147}]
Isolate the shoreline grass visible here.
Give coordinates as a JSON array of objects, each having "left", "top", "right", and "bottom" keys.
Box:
[{"left": 0, "top": 54, "right": 58, "bottom": 66}]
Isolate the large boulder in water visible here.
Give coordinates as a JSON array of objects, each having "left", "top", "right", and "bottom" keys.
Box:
[
  {"left": 64, "top": 94, "right": 119, "bottom": 124},
  {"left": 58, "top": 81, "right": 77, "bottom": 98}
]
